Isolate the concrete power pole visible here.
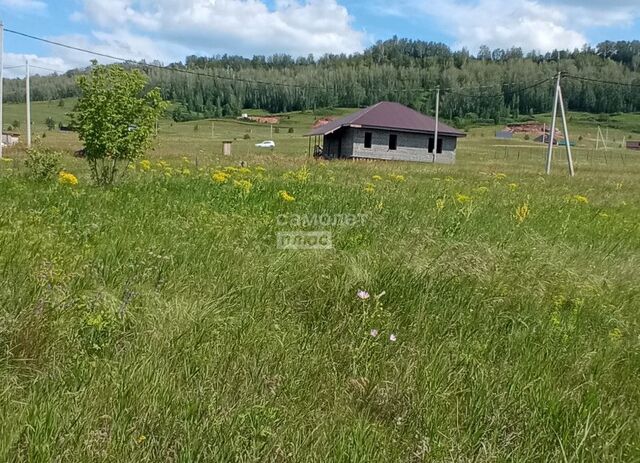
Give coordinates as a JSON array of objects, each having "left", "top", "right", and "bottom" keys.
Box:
[
  {"left": 433, "top": 86, "right": 440, "bottom": 163},
  {"left": 0, "top": 21, "right": 4, "bottom": 159},
  {"left": 26, "top": 60, "right": 31, "bottom": 147},
  {"left": 545, "top": 72, "right": 575, "bottom": 176}
]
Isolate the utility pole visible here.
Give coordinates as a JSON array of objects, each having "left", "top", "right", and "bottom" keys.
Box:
[
  {"left": 0, "top": 21, "right": 4, "bottom": 159},
  {"left": 433, "top": 86, "right": 440, "bottom": 162},
  {"left": 545, "top": 72, "right": 575, "bottom": 176},
  {"left": 26, "top": 60, "right": 31, "bottom": 147}
]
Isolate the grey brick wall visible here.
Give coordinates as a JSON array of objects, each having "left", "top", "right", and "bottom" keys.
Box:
[{"left": 345, "top": 128, "right": 457, "bottom": 164}]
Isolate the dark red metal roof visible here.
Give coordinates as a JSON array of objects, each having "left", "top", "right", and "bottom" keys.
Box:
[{"left": 307, "top": 101, "right": 466, "bottom": 137}]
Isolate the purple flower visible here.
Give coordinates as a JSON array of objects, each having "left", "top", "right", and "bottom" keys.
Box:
[
  {"left": 370, "top": 329, "right": 379, "bottom": 338},
  {"left": 357, "top": 290, "right": 370, "bottom": 300},
  {"left": 389, "top": 334, "right": 397, "bottom": 342}
]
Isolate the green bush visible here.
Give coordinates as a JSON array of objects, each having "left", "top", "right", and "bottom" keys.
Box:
[
  {"left": 243, "top": 133, "right": 251, "bottom": 140},
  {"left": 25, "top": 147, "right": 61, "bottom": 181},
  {"left": 288, "top": 127, "right": 295, "bottom": 134}
]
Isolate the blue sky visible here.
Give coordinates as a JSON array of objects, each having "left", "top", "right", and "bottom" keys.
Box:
[{"left": 1, "top": 0, "right": 639, "bottom": 76}]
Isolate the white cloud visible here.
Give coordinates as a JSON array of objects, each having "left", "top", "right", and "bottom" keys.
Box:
[
  {"left": 72, "top": 0, "right": 365, "bottom": 58},
  {"left": 2, "top": 52, "right": 68, "bottom": 78},
  {"left": 0, "top": 0, "right": 47, "bottom": 11},
  {"left": 396, "top": 0, "right": 640, "bottom": 52}
]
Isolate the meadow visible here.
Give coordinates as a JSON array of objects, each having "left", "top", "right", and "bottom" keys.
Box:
[{"left": 0, "top": 102, "right": 639, "bottom": 461}]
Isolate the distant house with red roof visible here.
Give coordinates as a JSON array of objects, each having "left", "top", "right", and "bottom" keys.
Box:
[{"left": 306, "top": 102, "right": 466, "bottom": 164}]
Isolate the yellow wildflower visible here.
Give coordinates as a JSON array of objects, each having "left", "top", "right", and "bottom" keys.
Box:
[
  {"left": 455, "top": 193, "right": 472, "bottom": 204},
  {"left": 598, "top": 212, "right": 609, "bottom": 219},
  {"left": 225, "top": 166, "right": 238, "bottom": 173},
  {"left": 234, "top": 179, "right": 253, "bottom": 194},
  {"left": 389, "top": 174, "right": 405, "bottom": 183},
  {"left": 494, "top": 173, "right": 507, "bottom": 180},
  {"left": 211, "top": 171, "right": 231, "bottom": 184},
  {"left": 508, "top": 183, "right": 518, "bottom": 191},
  {"left": 616, "top": 182, "right": 623, "bottom": 190},
  {"left": 372, "top": 175, "right": 383, "bottom": 181},
  {"left": 609, "top": 328, "right": 623, "bottom": 342},
  {"left": 58, "top": 171, "right": 78, "bottom": 186},
  {"left": 181, "top": 168, "right": 191, "bottom": 177},
  {"left": 139, "top": 159, "right": 152, "bottom": 171},
  {"left": 515, "top": 202, "right": 530, "bottom": 224},
  {"left": 573, "top": 195, "right": 589, "bottom": 205},
  {"left": 436, "top": 198, "right": 446, "bottom": 211},
  {"left": 238, "top": 167, "right": 251, "bottom": 174},
  {"left": 136, "top": 435, "right": 147, "bottom": 445},
  {"left": 278, "top": 190, "right": 295, "bottom": 202},
  {"left": 157, "top": 161, "right": 169, "bottom": 169},
  {"left": 364, "top": 183, "right": 376, "bottom": 194},
  {"left": 255, "top": 166, "right": 266, "bottom": 173}
]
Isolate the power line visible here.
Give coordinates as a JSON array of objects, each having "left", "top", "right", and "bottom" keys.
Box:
[
  {"left": 4, "top": 27, "right": 322, "bottom": 91},
  {"left": 31, "top": 65, "right": 61, "bottom": 73},
  {"left": 565, "top": 74, "right": 640, "bottom": 89},
  {"left": 446, "top": 76, "right": 554, "bottom": 99},
  {"left": 2, "top": 65, "right": 23, "bottom": 70}
]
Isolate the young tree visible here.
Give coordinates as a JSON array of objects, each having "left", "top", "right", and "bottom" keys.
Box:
[
  {"left": 45, "top": 117, "right": 56, "bottom": 131},
  {"left": 71, "top": 62, "right": 167, "bottom": 185}
]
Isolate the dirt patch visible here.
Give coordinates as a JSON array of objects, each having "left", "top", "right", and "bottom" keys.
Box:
[
  {"left": 246, "top": 116, "right": 281, "bottom": 125},
  {"left": 312, "top": 117, "right": 338, "bottom": 129}
]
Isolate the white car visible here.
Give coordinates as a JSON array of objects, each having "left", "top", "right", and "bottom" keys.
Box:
[{"left": 255, "top": 140, "right": 276, "bottom": 148}]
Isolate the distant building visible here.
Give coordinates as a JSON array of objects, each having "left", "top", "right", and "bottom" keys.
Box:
[
  {"left": 496, "top": 130, "right": 513, "bottom": 140},
  {"left": 306, "top": 102, "right": 466, "bottom": 164},
  {"left": 626, "top": 140, "right": 640, "bottom": 150},
  {"left": 1, "top": 133, "right": 20, "bottom": 147}
]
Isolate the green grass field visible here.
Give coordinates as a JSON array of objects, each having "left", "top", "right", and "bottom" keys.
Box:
[{"left": 1, "top": 102, "right": 640, "bottom": 461}]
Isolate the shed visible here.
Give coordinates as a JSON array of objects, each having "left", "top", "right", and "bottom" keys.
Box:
[
  {"left": 626, "top": 140, "right": 640, "bottom": 151},
  {"left": 306, "top": 102, "right": 466, "bottom": 164},
  {"left": 496, "top": 130, "right": 513, "bottom": 140},
  {"left": 222, "top": 141, "right": 232, "bottom": 156},
  {"left": 1, "top": 132, "right": 20, "bottom": 147}
]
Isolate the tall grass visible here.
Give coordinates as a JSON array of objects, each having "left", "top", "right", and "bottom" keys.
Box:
[{"left": 0, "top": 154, "right": 639, "bottom": 461}]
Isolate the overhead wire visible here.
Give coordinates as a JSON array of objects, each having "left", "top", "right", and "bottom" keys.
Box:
[{"left": 4, "top": 27, "right": 323, "bottom": 90}]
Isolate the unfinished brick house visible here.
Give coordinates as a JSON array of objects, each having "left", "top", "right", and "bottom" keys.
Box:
[{"left": 307, "top": 102, "right": 465, "bottom": 164}]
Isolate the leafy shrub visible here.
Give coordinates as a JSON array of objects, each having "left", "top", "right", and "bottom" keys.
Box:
[
  {"left": 25, "top": 147, "right": 61, "bottom": 181},
  {"left": 524, "top": 134, "right": 530, "bottom": 141},
  {"left": 288, "top": 127, "right": 295, "bottom": 133},
  {"left": 243, "top": 133, "right": 251, "bottom": 140}
]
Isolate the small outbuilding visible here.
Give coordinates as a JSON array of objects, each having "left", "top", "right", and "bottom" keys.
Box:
[
  {"left": 1, "top": 132, "right": 20, "bottom": 147},
  {"left": 306, "top": 102, "right": 465, "bottom": 164},
  {"left": 626, "top": 140, "right": 640, "bottom": 151},
  {"left": 496, "top": 130, "right": 513, "bottom": 140}
]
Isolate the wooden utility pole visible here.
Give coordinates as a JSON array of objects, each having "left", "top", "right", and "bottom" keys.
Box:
[
  {"left": 0, "top": 22, "right": 4, "bottom": 159},
  {"left": 26, "top": 60, "right": 31, "bottom": 147},
  {"left": 545, "top": 72, "right": 575, "bottom": 176},
  {"left": 433, "top": 86, "right": 440, "bottom": 163}
]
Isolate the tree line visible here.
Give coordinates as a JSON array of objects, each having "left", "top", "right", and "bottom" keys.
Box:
[{"left": 3, "top": 38, "right": 640, "bottom": 125}]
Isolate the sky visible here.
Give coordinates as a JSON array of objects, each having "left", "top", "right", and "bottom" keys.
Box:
[{"left": 1, "top": 0, "right": 639, "bottom": 77}]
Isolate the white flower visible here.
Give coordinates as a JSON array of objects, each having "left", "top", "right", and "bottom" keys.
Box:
[
  {"left": 389, "top": 334, "right": 397, "bottom": 342},
  {"left": 370, "top": 329, "right": 379, "bottom": 338},
  {"left": 357, "top": 290, "right": 370, "bottom": 300}
]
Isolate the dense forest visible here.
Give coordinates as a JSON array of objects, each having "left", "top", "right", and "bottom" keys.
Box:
[{"left": 3, "top": 38, "right": 640, "bottom": 125}]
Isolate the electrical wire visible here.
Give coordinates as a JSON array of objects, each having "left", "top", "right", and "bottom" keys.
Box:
[
  {"left": 565, "top": 74, "right": 640, "bottom": 89},
  {"left": 4, "top": 27, "right": 323, "bottom": 90}
]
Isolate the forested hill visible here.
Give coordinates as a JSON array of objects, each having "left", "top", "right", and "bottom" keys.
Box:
[{"left": 4, "top": 38, "right": 640, "bottom": 124}]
